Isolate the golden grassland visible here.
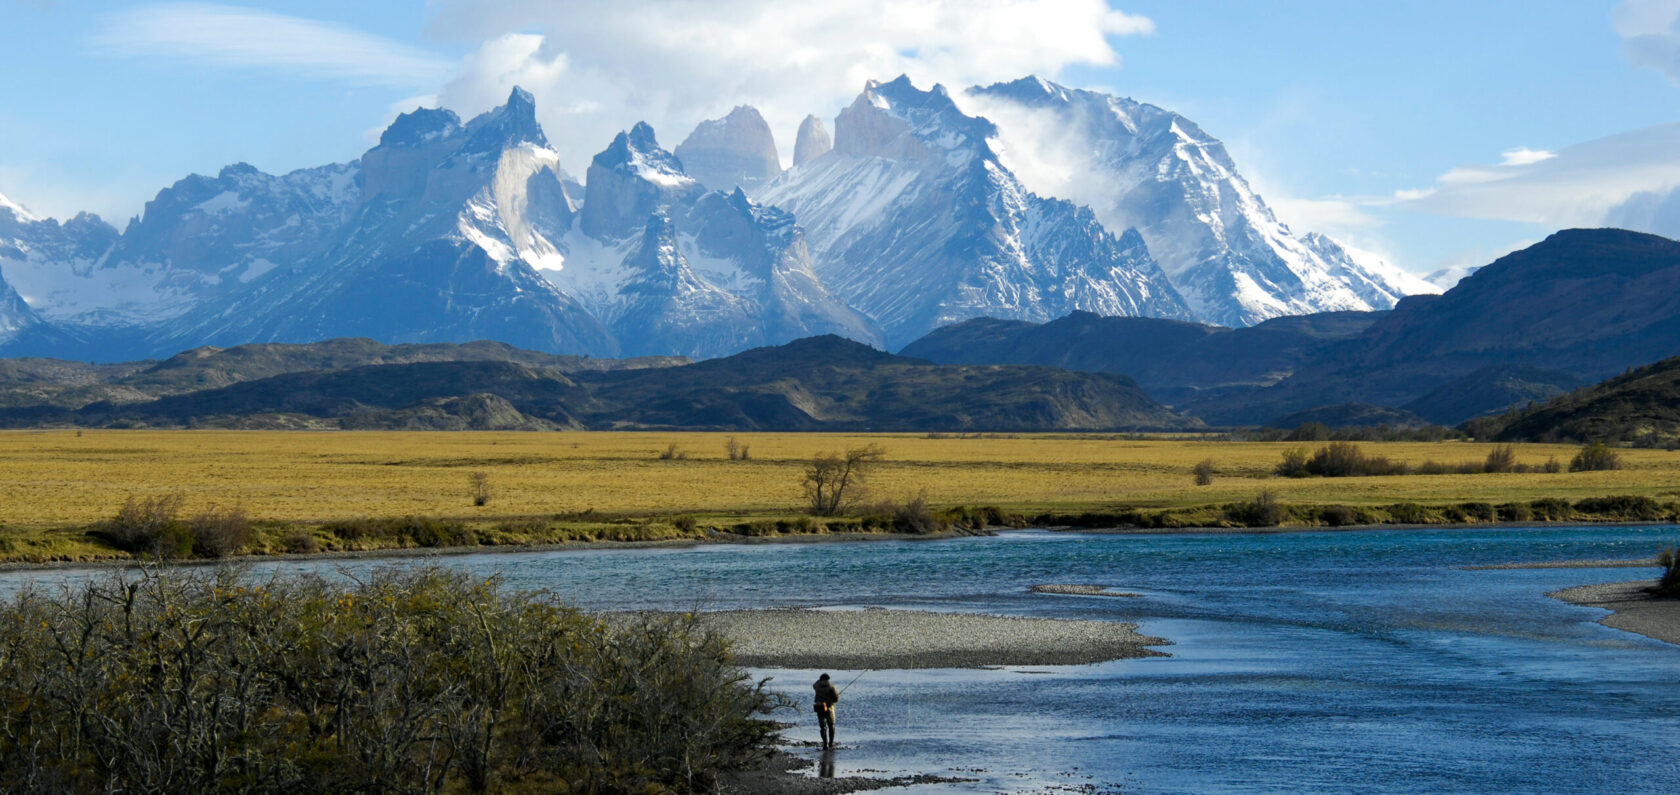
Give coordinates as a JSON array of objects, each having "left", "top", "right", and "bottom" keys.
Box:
[{"left": 1, "top": 430, "right": 1678, "bottom": 562}]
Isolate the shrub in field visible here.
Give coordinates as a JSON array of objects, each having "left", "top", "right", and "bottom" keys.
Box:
[
  {"left": 725, "top": 437, "right": 750, "bottom": 461},
  {"left": 1276, "top": 447, "right": 1310, "bottom": 478},
  {"left": 888, "top": 491, "right": 946, "bottom": 534},
  {"left": 1319, "top": 505, "right": 1359, "bottom": 527},
  {"left": 1542, "top": 456, "right": 1563, "bottom": 473},
  {"left": 1225, "top": 490, "right": 1285, "bottom": 526},
  {"left": 1456, "top": 502, "right": 1497, "bottom": 522},
  {"left": 1483, "top": 445, "right": 1519, "bottom": 473},
  {"left": 658, "top": 443, "right": 687, "bottom": 460},
  {"left": 1570, "top": 441, "right": 1622, "bottom": 472},
  {"left": 1304, "top": 442, "right": 1408, "bottom": 477},
  {"left": 469, "top": 471, "right": 491, "bottom": 506},
  {"left": 1193, "top": 458, "right": 1216, "bottom": 486},
  {"left": 93, "top": 493, "right": 191, "bottom": 557},
  {"left": 188, "top": 504, "right": 252, "bottom": 558},
  {"left": 0, "top": 567, "right": 787, "bottom": 793}
]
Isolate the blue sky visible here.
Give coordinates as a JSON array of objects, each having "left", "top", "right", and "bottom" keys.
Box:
[{"left": 3, "top": 0, "right": 1679, "bottom": 277}]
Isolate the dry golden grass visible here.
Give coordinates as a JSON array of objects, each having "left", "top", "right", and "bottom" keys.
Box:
[{"left": 3, "top": 430, "right": 1679, "bottom": 531}]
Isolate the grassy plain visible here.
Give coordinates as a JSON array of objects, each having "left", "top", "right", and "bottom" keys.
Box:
[{"left": 2, "top": 430, "right": 1678, "bottom": 561}]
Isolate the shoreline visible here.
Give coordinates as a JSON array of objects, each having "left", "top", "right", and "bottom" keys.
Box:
[{"left": 1550, "top": 579, "right": 1680, "bottom": 646}]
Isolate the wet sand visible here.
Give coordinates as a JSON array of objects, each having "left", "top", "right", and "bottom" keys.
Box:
[
  {"left": 1551, "top": 579, "right": 1680, "bottom": 646},
  {"left": 703, "top": 607, "right": 1169, "bottom": 669}
]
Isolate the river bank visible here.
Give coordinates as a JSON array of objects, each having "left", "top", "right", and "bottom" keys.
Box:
[{"left": 1551, "top": 579, "right": 1680, "bottom": 646}]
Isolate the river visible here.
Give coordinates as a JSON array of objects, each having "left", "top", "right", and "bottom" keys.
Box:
[{"left": 4, "top": 524, "right": 1678, "bottom": 793}]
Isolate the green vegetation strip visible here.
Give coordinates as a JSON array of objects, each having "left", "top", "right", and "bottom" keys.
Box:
[{"left": 0, "top": 567, "right": 785, "bottom": 793}]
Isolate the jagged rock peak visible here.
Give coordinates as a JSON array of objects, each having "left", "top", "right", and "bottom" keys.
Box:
[
  {"left": 0, "top": 190, "right": 39, "bottom": 222},
  {"left": 834, "top": 74, "right": 996, "bottom": 162},
  {"left": 379, "top": 107, "right": 464, "bottom": 148},
  {"left": 462, "top": 86, "right": 549, "bottom": 153},
  {"left": 595, "top": 122, "right": 685, "bottom": 175},
  {"left": 581, "top": 122, "right": 702, "bottom": 241},
  {"left": 793, "top": 115, "right": 832, "bottom": 166},
  {"left": 674, "top": 106, "right": 782, "bottom": 192}
]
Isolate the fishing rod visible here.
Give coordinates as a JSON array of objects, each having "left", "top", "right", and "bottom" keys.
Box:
[{"left": 837, "top": 668, "right": 871, "bottom": 697}]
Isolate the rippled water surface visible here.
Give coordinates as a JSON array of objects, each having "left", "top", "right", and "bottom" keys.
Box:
[{"left": 6, "top": 525, "right": 1679, "bottom": 792}]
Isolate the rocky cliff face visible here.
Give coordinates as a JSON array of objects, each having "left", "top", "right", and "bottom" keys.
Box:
[
  {"left": 674, "top": 106, "right": 783, "bottom": 193},
  {"left": 756, "top": 76, "right": 1194, "bottom": 349},
  {"left": 792, "top": 115, "right": 832, "bottom": 166},
  {"left": 150, "top": 88, "right": 618, "bottom": 357},
  {"left": 545, "top": 125, "right": 879, "bottom": 357}
]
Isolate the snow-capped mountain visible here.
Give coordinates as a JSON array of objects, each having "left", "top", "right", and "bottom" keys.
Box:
[
  {"left": 756, "top": 75, "right": 1195, "bottom": 349},
  {"left": 544, "top": 123, "right": 879, "bottom": 357},
  {"left": 674, "top": 106, "right": 783, "bottom": 193},
  {"left": 964, "top": 77, "right": 1435, "bottom": 327},
  {"left": 149, "top": 88, "right": 616, "bottom": 356}
]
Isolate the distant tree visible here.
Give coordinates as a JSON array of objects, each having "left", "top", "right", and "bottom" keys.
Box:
[
  {"left": 1193, "top": 458, "right": 1216, "bottom": 486},
  {"left": 1569, "top": 440, "right": 1621, "bottom": 472},
  {"left": 803, "top": 445, "right": 886, "bottom": 516},
  {"left": 469, "top": 471, "right": 491, "bottom": 506},
  {"left": 725, "top": 437, "right": 749, "bottom": 461},
  {"left": 1284, "top": 422, "right": 1331, "bottom": 442}
]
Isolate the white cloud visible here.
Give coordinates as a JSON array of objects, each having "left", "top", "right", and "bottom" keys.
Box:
[
  {"left": 90, "top": 3, "right": 452, "bottom": 87},
  {"left": 1394, "top": 123, "right": 1680, "bottom": 227},
  {"left": 425, "top": 0, "right": 1153, "bottom": 173},
  {"left": 1498, "top": 147, "right": 1555, "bottom": 167}
]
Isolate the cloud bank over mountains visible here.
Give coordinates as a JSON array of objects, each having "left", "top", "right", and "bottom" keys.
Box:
[{"left": 426, "top": 0, "right": 1155, "bottom": 176}]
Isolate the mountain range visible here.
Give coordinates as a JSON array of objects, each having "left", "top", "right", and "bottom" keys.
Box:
[
  {"left": 0, "top": 76, "right": 1425, "bottom": 361},
  {"left": 903, "top": 228, "right": 1680, "bottom": 427},
  {"left": 0, "top": 335, "right": 1194, "bottom": 432}
]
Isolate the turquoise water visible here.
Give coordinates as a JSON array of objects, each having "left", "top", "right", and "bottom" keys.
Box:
[{"left": 5, "top": 525, "right": 1678, "bottom": 792}]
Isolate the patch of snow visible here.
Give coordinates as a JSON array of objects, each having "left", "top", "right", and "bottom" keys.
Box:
[
  {"left": 196, "top": 191, "right": 250, "bottom": 214},
  {"left": 0, "top": 191, "right": 39, "bottom": 222}
]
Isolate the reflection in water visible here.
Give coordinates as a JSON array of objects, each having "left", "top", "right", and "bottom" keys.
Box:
[{"left": 819, "top": 748, "right": 835, "bottom": 779}]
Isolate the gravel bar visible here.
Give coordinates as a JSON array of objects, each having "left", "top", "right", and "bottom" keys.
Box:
[
  {"left": 702, "top": 608, "right": 1169, "bottom": 669},
  {"left": 1551, "top": 580, "right": 1680, "bottom": 646}
]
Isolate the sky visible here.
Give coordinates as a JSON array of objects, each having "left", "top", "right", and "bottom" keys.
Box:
[{"left": 3, "top": 0, "right": 1679, "bottom": 278}]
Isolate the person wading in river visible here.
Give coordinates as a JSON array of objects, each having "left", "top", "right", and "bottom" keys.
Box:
[{"left": 813, "top": 673, "right": 840, "bottom": 748}]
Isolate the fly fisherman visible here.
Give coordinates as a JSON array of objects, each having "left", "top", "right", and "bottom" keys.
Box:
[{"left": 813, "top": 673, "right": 840, "bottom": 748}]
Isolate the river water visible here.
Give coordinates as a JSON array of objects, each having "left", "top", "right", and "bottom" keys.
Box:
[{"left": 5, "top": 525, "right": 1678, "bottom": 792}]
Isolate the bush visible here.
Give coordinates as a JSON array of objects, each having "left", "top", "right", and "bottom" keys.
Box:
[
  {"left": 1300, "top": 442, "right": 1408, "bottom": 477},
  {"left": 324, "top": 517, "right": 477, "bottom": 548},
  {"left": 1225, "top": 490, "right": 1286, "bottom": 527},
  {"left": 1658, "top": 546, "right": 1680, "bottom": 595},
  {"left": 1483, "top": 445, "right": 1519, "bottom": 474},
  {"left": 1570, "top": 441, "right": 1622, "bottom": 472},
  {"left": 1542, "top": 456, "right": 1563, "bottom": 474},
  {"left": 0, "top": 567, "right": 787, "bottom": 793},
  {"left": 889, "top": 492, "right": 946, "bottom": 534},
  {"left": 1530, "top": 498, "right": 1575, "bottom": 521},
  {"left": 1319, "top": 504, "right": 1358, "bottom": 527},
  {"left": 1456, "top": 502, "right": 1497, "bottom": 522},
  {"left": 469, "top": 471, "right": 491, "bottom": 506},
  {"left": 281, "top": 529, "right": 321, "bottom": 554},
  {"left": 188, "top": 504, "right": 252, "bottom": 558},
  {"left": 1386, "top": 502, "right": 1430, "bottom": 524},
  {"left": 1497, "top": 502, "right": 1534, "bottom": 522},
  {"left": 725, "top": 437, "right": 750, "bottom": 461},
  {"left": 94, "top": 493, "right": 192, "bottom": 558},
  {"left": 1193, "top": 458, "right": 1216, "bottom": 486},
  {"left": 1575, "top": 495, "right": 1663, "bottom": 521},
  {"left": 658, "top": 443, "right": 687, "bottom": 461},
  {"left": 1276, "top": 447, "right": 1310, "bottom": 478},
  {"left": 673, "top": 515, "right": 699, "bottom": 533}
]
